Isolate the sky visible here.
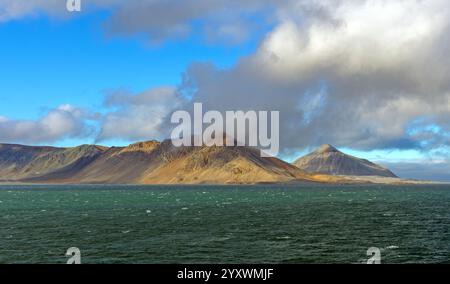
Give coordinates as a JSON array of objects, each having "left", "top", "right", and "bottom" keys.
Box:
[{"left": 0, "top": 0, "right": 449, "bottom": 181}]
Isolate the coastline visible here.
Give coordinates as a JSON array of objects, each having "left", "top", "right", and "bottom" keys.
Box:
[{"left": 0, "top": 178, "right": 445, "bottom": 187}]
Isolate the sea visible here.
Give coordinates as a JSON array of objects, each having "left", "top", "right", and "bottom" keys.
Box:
[{"left": 0, "top": 184, "right": 449, "bottom": 264}]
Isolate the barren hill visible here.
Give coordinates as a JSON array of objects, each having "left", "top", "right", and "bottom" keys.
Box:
[
  {"left": 0, "top": 141, "right": 321, "bottom": 184},
  {"left": 293, "top": 144, "right": 397, "bottom": 178}
]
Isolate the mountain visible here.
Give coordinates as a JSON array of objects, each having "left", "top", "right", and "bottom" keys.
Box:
[
  {"left": 0, "top": 140, "right": 326, "bottom": 184},
  {"left": 0, "top": 144, "right": 106, "bottom": 181},
  {"left": 293, "top": 144, "right": 397, "bottom": 178}
]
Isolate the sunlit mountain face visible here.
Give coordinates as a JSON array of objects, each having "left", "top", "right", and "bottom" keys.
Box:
[{"left": 0, "top": 0, "right": 449, "bottom": 181}]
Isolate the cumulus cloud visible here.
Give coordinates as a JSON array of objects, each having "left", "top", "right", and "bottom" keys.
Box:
[
  {"left": 177, "top": 0, "right": 450, "bottom": 155},
  {"left": 97, "top": 86, "right": 181, "bottom": 142},
  {"left": 0, "top": 104, "right": 93, "bottom": 144},
  {"left": 0, "top": 87, "right": 181, "bottom": 145}
]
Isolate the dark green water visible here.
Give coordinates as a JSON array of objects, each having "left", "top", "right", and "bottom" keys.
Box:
[{"left": 1, "top": 184, "right": 450, "bottom": 264}]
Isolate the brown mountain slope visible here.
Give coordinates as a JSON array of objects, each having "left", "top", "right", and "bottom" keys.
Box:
[
  {"left": 0, "top": 140, "right": 322, "bottom": 184},
  {"left": 293, "top": 144, "right": 397, "bottom": 178},
  {"left": 141, "top": 142, "right": 312, "bottom": 184}
]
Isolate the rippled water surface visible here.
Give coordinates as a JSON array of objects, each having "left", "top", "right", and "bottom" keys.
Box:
[{"left": 0, "top": 184, "right": 449, "bottom": 264}]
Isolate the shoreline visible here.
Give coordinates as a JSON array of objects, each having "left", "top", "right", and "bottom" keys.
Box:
[{"left": 0, "top": 179, "right": 447, "bottom": 187}]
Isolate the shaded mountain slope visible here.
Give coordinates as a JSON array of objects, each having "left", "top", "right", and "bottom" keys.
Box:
[
  {"left": 0, "top": 144, "right": 106, "bottom": 180},
  {"left": 293, "top": 144, "right": 397, "bottom": 177}
]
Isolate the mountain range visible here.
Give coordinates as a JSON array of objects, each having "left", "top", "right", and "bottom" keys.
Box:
[{"left": 0, "top": 140, "right": 422, "bottom": 185}]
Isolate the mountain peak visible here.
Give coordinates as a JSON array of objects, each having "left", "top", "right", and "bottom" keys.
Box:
[
  {"left": 294, "top": 144, "right": 398, "bottom": 178},
  {"left": 315, "top": 144, "right": 339, "bottom": 154},
  {"left": 120, "top": 140, "right": 161, "bottom": 154}
]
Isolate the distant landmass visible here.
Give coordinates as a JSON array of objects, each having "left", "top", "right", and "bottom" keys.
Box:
[
  {"left": 0, "top": 141, "right": 315, "bottom": 184},
  {"left": 293, "top": 144, "right": 397, "bottom": 177},
  {"left": 0, "top": 141, "right": 428, "bottom": 185}
]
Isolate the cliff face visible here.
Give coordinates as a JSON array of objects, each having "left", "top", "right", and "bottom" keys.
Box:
[
  {"left": 0, "top": 141, "right": 315, "bottom": 184},
  {"left": 293, "top": 144, "right": 398, "bottom": 178}
]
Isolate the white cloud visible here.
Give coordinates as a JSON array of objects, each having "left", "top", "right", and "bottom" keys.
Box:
[
  {"left": 0, "top": 0, "right": 64, "bottom": 22},
  {"left": 97, "top": 86, "right": 180, "bottom": 142},
  {"left": 0, "top": 104, "right": 93, "bottom": 144}
]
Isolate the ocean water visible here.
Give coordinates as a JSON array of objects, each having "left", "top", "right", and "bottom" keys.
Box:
[{"left": 0, "top": 184, "right": 449, "bottom": 264}]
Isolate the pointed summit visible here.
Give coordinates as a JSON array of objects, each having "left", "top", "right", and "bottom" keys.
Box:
[
  {"left": 294, "top": 144, "right": 397, "bottom": 178},
  {"left": 315, "top": 144, "right": 339, "bottom": 154}
]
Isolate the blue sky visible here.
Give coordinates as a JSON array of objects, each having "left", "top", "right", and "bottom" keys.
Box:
[
  {"left": 0, "top": 1, "right": 450, "bottom": 181},
  {"left": 0, "top": 12, "right": 257, "bottom": 121}
]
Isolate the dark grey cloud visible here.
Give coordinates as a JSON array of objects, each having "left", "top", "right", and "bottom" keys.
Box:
[
  {"left": 100, "top": 0, "right": 357, "bottom": 45},
  {"left": 103, "top": 0, "right": 280, "bottom": 44},
  {"left": 0, "top": 0, "right": 281, "bottom": 44}
]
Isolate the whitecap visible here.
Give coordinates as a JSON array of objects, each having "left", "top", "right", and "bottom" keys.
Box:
[
  {"left": 386, "top": 245, "right": 399, "bottom": 250},
  {"left": 276, "top": 236, "right": 292, "bottom": 240}
]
